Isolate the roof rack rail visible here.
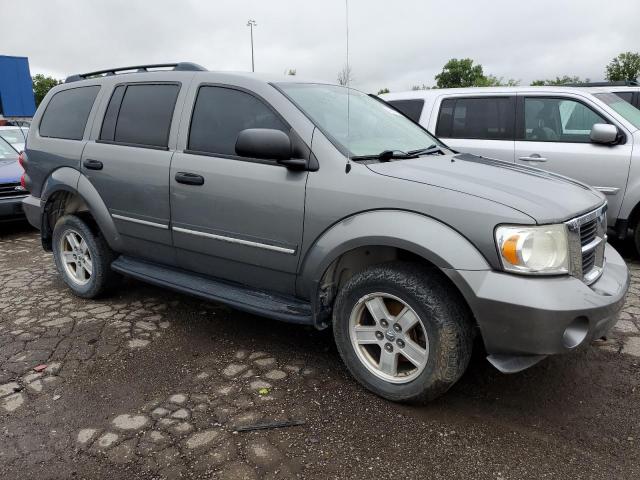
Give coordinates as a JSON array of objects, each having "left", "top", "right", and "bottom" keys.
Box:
[
  {"left": 65, "top": 62, "right": 207, "bottom": 83},
  {"left": 563, "top": 80, "right": 639, "bottom": 87}
]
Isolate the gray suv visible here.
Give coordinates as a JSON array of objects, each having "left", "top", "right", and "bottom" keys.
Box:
[{"left": 21, "top": 63, "right": 629, "bottom": 403}]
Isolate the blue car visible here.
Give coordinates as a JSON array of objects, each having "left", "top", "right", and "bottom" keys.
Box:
[{"left": 0, "top": 136, "right": 27, "bottom": 221}]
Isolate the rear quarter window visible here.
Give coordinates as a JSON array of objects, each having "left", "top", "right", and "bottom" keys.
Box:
[
  {"left": 386, "top": 99, "right": 425, "bottom": 123},
  {"left": 39, "top": 86, "right": 100, "bottom": 140}
]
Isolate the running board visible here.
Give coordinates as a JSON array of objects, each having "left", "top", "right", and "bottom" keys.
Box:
[{"left": 111, "top": 256, "right": 313, "bottom": 325}]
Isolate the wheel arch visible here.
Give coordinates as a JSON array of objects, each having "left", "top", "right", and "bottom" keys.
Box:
[
  {"left": 39, "top": 167, "right": 122, "bottom": 251},
  {"left": 297, "top": 210, "right": 490, "bottom": 328}
]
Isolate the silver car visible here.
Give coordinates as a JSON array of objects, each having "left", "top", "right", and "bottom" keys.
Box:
[{"left": 383, "top": 86, "right": 640, "bottom": 254}]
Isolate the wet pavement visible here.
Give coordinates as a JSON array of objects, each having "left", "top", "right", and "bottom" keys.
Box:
[{"left": 1, "top": 221, "right": 639, "bottom": 479}]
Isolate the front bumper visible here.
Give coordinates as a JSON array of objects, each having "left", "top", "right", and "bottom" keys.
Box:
[
  {"left": 450, "top": 243, "right": 629, "bottom": 367},
  {"left": 0, "top": 194, "right": 27, "bottom": 220}
]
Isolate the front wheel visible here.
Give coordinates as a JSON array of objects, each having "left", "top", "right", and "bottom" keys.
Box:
[{"left": 333, "top": 262, "right": 473, "bottom": 403}]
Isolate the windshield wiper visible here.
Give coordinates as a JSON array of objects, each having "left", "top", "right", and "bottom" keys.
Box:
[
  {"left": 407, "top": 144, "right": 445, "bottom": 156},
  {"left": 351, "top": 150, "right": 419, "bottom": 162}
]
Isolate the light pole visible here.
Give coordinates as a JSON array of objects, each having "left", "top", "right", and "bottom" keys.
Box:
[{"left": 246, "top": 19, "right": 257, "bottom": 72}]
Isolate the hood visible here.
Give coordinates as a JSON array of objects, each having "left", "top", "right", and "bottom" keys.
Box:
[
  {"left": 367, "top": 153, "right": 605, "bottom": 224},
  {"left": 0, "top": 158, "right": 22, "bottom": 184}
]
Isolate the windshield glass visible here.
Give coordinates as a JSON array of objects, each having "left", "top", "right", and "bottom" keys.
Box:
[
  {"left": 594, "top": 93, "right": 640, "bottom": 130},
  {"left": 0, "top": 137, "right": 18, "bottom": 159},
  {"left": 0, "top": 128, "right": 27, "bottom": 147},
  {"left": 277, "top": 83, "right": 440, "bottom": 157}
]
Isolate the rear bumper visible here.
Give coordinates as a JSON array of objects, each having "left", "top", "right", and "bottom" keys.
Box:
[
  {"left": 0, "top": 194, "right": 27, "bottom": 220},
  {"left": 21, "top": 195, "right": 41, "bottom": 229},
  {"left": 450, "top": 243, "right": 629, "bottom": 361}
]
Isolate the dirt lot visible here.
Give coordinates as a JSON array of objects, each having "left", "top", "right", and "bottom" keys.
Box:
[{"left": 1, "top": 221, "right": 639, "bottom": 480}]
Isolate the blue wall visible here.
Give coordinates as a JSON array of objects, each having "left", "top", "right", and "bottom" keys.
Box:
[{"left": 0, "top": 55, "right": 36, "bottom": 117}]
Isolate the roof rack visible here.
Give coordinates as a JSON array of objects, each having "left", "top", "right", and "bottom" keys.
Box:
[
  {"left": 65, "top": 62, "right": 207, "bottom": 83},
  {"left": 563, "top": 80, "right": 639, "bottom": 87}
]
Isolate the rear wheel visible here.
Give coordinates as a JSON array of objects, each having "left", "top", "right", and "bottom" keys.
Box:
[
  {"left": 333, "top": 262, "right": 473, "bottom": 403},
  {"left": 52, "top": 215, "right": 119, "bottom": 298}
]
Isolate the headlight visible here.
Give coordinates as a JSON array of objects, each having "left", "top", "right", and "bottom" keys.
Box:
[{"left": 495, "top": 224, "right": 569, "bottom": 275}]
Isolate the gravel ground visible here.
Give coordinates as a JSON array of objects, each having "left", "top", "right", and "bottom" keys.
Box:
[{"left": 1, "top": 221, "right": 639, "bottom": 480}]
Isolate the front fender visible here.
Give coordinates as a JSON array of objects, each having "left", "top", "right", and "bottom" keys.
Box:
[
  {"left": 41, "top": 167, "right": 123, "bottom": 251},
  {"left": 297, "top": 210, "right": 491, "bottom": 300}
]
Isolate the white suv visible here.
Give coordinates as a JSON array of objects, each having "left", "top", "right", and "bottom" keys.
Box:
[{"left": 382, "top": 86, "right": 640, "bottom": 253}]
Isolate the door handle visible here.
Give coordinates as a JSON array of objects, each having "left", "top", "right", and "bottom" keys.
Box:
[
  {"left": 518, "top": 155, "right": 547, "bottom": 163},
  {"left": 83, "top": 159, "right": 103, "bottom": 170},
  {"left": 175, "top": 172, "right": 205, "bottom": 186}
]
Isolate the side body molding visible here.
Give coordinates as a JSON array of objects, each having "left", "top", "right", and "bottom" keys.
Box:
[
  {"left": 40, "top": 167, "right": 123, "bottom": 251},
  {"left": 297, "top": 210, "right": 491, "bottom": 300}
]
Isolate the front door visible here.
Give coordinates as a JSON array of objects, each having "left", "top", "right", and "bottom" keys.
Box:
[
  {"left": 170, "top": 85, "right": 308, "bottom": 294},
  {"left": 81, "top": 82, "right": 181, "bottom": 263},
  {"left": 514, "top": 95, "right": 632, "bottom": 223}
]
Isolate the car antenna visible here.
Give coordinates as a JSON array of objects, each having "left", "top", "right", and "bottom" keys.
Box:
[{"left": 344, "top": 0, "right": 352, "bottom": 174}]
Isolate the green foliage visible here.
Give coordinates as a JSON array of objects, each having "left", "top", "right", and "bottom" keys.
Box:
[
  {"left": 435, "top": 58, "right": 485, "bottom": 88},
  {"left": 32, "top": 74, "right": 62, "bottom": 107},
  {"left": 285, "top": 68, "right": 297, "bottom": 76},
  {"left": 410, "top": 84, "right": 431, "bottom": 91},
  {"left": 377, "top": 88, "right": 390, "bottom": 95},
  {"left": 530, "top": 75, "right": 588, "bottom": 86},
  {"left": 478, "top": 75, "right": 520, "bottom": 87},
  {"left": 606, "top": 52, "right": 640, "bottom": 82}
]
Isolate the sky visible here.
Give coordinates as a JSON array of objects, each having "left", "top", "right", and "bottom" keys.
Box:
[{"left": 3, "top": 0, "right": 640, "bottom": 93}]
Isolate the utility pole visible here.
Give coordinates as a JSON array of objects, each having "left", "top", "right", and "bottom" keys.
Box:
[{"left": 246, "top": 19, "right": 257, "bottom": 72}]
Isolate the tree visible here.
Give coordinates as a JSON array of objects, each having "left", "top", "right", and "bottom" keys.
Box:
[
  {"left": 530, "top": 75, "right": 588, "bottom": 86},
  {"left": 478, "top": 75, "right": 520, "bottom": 87},
  {"left": 606, "top": 52, "right": 640, "bottom": 82},
  {"left": 284, "top": 68, "right": 296, "bottom": 76},
  {"left": 32, "top": 74, "right": 62, "bottom": 107},
  {"left": 337, "top": 65, "right": 354, "bottom": 86},
  {"left": 410, "top": 84, "right": 432, "bottom": 90},
  {"left": 377, "top": 88, "right": 390, "bottom": 95},
  {"left": 434, "top": 58, "right": 485, "bottom": 88}
]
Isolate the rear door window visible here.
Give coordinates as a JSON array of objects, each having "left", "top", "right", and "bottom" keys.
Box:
[
  {"left": 188, "top": 86, "right": 287, "bottom": 157},
  {"left": 613, "top": 91, "right": 634, "bottom": 104},
  {"left": 39, "top": 86, "right": 100, "bottom": 140},
  {"left": 436, "top": 97, "right": 514, "bottom": 140},
  {"left": 99, "top": 83, "right": 180, "bottom": 148},
  {"left": 387, "top": 99, "right": 425, "bottom": 123}
]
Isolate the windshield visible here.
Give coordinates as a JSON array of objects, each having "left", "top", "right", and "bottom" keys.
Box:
[
  {"left": 277, "top": 83, "right": 440, "bottom": 157},
  {"left": 0, "top": 137, "right": 18, "bottom": 159},
  {"left": 594, "top": 93, "right": 640, "bottom": 130},
  {"left": 0, "top": 128, "right": 27, "bottom": 148}
]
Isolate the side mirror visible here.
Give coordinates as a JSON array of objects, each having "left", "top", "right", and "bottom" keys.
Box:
[
  {"left": 235, "top": 128, "right": 292, "bottom": 160},
  {"left": 590, "top": 123, "right": 618, "bottom": 145}
]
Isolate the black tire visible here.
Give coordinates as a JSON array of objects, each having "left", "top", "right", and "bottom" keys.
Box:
[
  {"left": 634, "top": 221, "right": 640, "bottom": 257},
  {"left": 332, "top": 262, "right": 473, "bottom": 403},
  {"left": 52, "top": 214, "right": 119, "bottom": 298}
]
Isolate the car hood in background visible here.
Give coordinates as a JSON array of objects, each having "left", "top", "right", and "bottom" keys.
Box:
[
  {"left": 0, "top": 158, "right": 21, "bottom": 184},
  {"left": 367, "top": 153, "right": 605, "bottom": 224}
]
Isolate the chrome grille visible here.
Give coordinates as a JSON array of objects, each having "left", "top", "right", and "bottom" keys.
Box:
[
  {"left": 566, "top": 205, "right": 607, "bottom": 285},
  {"left": 0, "top": 183, "right": 27, "bottom": 199}
]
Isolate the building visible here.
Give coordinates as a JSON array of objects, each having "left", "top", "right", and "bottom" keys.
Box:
[{"left": 0, "top": 55, "right": 36, "bottom": 124}]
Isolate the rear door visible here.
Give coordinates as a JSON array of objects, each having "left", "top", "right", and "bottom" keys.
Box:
[
  {"left": 170, "top": 84, "right": 308, "bottom": 294},
  {"left": 81, "top": 82, "right": 183, "bottom": 264},
  {"left": 432, "top": 95, "right": 516, "bottom": 162},
  {"left": 514, "top": 94, "right": 632, "bottom": 222}
]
